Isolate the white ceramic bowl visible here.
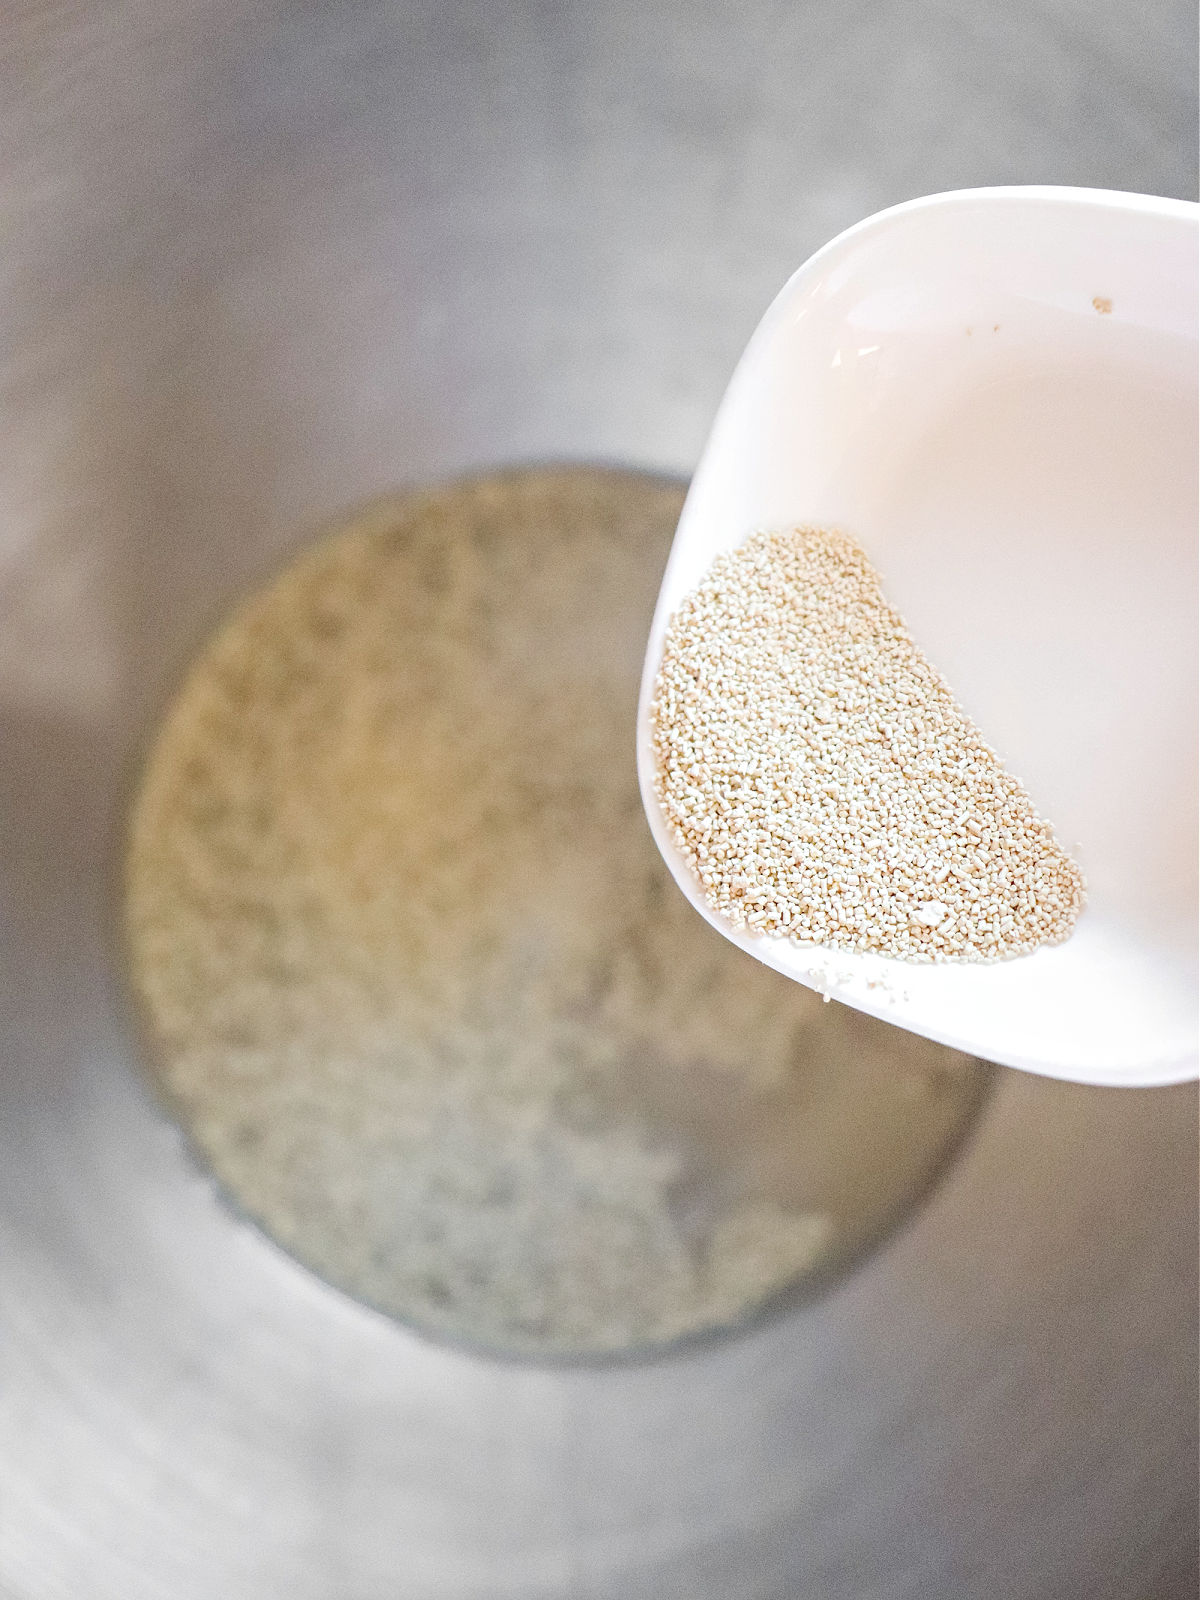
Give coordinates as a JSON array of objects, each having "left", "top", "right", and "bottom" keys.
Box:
[{"left": 638, "top": 187, "right": 1198, "bottom": 1087}]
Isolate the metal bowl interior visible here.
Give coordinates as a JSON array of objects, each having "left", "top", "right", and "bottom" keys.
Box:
[{"left": 1, "top": 5, "right": 1197, "bottom": 1598}]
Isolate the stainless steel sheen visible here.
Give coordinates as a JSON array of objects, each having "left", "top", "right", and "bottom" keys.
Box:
[{"left": 1, "top": 4, "right": 1197, "bottom": 1598}]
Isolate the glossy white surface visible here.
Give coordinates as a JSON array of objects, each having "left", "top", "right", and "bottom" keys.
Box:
[{"left": 639, "top": 188, "right": 1199, "bottom": 1087}]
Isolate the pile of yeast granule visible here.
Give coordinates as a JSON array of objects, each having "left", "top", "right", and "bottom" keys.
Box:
[
  {"left": 130, "top": 472, "right": 994, "bottom": 1357},
  {"left": 126, "top": 476, "right": 991, "bottom": 1353},
  {"left": 651, "top": 526, "right": 1085, "bottom": 962}
]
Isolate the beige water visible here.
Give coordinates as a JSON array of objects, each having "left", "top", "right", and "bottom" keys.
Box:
[{"left": 124, "top": 468, "right": 988, "bottom": 1356}]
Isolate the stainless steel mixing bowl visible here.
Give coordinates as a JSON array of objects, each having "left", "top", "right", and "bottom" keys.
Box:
[{"left": 2, "top": 4, "right": 1197, "bottom": 1597}]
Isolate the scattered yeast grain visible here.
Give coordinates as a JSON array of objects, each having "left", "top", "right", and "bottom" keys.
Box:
[{"left": 650, "top": 527, "right": 1085, "bottom": 963}]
